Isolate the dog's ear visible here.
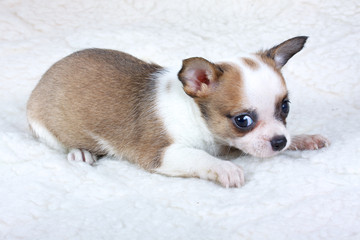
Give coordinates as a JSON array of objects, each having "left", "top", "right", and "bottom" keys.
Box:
[
  {"left": 262, "top": 36, "right": 308, "bottom": 69},
  {"left": 178, "top": 57, "right": 223, "bottom": 98}
]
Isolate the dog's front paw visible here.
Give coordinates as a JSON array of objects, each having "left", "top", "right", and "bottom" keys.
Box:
[
  {"left": 288, "top": 134, "right": 330, "bottom": 151},
  {"left": 203, "top": 161, "right": 245, "bottom": 188}
]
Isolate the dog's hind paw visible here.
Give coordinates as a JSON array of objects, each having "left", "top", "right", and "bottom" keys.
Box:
[{"left": 67, "top": 149, "right": 97, "bottom": 165}]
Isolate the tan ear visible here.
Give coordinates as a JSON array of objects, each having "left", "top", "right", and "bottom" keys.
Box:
[
  {"left": 262, "top": 36, "right": 308, "bottom": 69},
  {"left": 178, "top": 57, "right": 223, "bottom": 98}
]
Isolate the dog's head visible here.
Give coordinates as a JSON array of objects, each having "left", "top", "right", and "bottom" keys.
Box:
[{"left": 178, "top": 36, "right": 308, "bottom": 158}]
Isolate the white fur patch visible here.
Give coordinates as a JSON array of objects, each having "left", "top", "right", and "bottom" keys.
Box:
[
  {"left": 232, "top": 55, "right": 287, "bottom": 111},
  {"left": 155, "top": 65, "right": 220, "bottom": 155},
  {"left": 156, "top": 144, "right": 244, "bottom": 188},
  {"left": 28, "top": 118, "right": 65, "bottom": 152}
]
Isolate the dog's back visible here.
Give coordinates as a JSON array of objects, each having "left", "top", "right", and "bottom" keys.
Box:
[{"left": 27, "top": 49, "right": 170, "bottom": 169}]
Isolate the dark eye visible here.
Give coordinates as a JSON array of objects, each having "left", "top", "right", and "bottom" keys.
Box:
[
  {"left": 281, "top": 100, "right": 290, "bottom": 116},
  {"left": 233, "top": 114, "right": 254, "bottom": 129}
]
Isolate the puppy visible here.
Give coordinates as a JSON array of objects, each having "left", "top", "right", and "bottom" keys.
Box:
[{"left": 27, "top": 36, "right": 330, "bottom": 187}]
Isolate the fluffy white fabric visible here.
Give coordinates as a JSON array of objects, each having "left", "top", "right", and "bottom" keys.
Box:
[{"left": 1, "top": 0, "right": 359, "bottom": 239}]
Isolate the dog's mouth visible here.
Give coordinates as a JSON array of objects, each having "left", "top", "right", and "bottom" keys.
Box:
[{"left": 231, "top": 137, "right": 290, "bottom": 159}]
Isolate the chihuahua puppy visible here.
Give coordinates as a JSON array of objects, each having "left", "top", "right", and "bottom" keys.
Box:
[{"left": 27, "top": 36, "right": 329, "bottom": 187}]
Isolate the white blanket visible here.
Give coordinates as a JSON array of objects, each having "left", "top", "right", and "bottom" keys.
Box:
[{"left": 1, "top": 0, "right": 359, "bottom": 239}]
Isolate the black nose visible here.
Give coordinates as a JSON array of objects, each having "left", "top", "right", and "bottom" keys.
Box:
[{"left": 270, "top": 135, "right": 287, "bottom": 151}]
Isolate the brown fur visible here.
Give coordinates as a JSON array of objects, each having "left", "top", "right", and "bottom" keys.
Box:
[
  {"left": 242, "top": 57, "right": 259, "bottom": 70},
  {"left": 257, "top": 52, "right": 277, "bottom": 69},
  {"left": 274, "top": 92, "right": 289, "bottom": 125},
  {"left": 177, "top": 59, "right": 248, "bottom": 146},
  {"left": 27, "top": 49, "right": 171, "bottom": 169},
  {"left": 194, "top": 63, "right": 248, "bottom": 143}
]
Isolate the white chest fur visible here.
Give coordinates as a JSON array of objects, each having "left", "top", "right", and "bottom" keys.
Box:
[
  {"left": 154, "top": 67, "right": 245, "bottom": 188},
  {"left": 155, "top": 65, "right": 220, "bottom": 155}
]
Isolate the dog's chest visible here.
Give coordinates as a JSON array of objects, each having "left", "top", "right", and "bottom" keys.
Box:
[{"left": 154, "top": 68, "right": 219, "bottom": 154}]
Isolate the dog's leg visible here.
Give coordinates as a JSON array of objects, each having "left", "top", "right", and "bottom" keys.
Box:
[
  {"left": 288, "top": 134, "right": 330, "bottom": 151},
  {"left": 67, "top": 149, "right": 97, "bottom": 165},
  {"left": 155, "top": 145, "right": 245, "bottom": 188}
]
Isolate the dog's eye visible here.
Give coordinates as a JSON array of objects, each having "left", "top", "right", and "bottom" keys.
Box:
[
  {"left": 233, "top": 114, "right": 254, "bottom": 129},
  {"left": 281, "top": 100, "right": 290, "bottom": 116}
]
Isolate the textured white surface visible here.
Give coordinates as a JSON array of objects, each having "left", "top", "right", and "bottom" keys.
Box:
[{"left": 1, "top": 0, "right": 360, "bottom": 239}]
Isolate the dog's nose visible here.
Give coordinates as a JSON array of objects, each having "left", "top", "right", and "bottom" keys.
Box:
[{"left": 270, "top": 135, "right": 287, "bottom": 151}]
